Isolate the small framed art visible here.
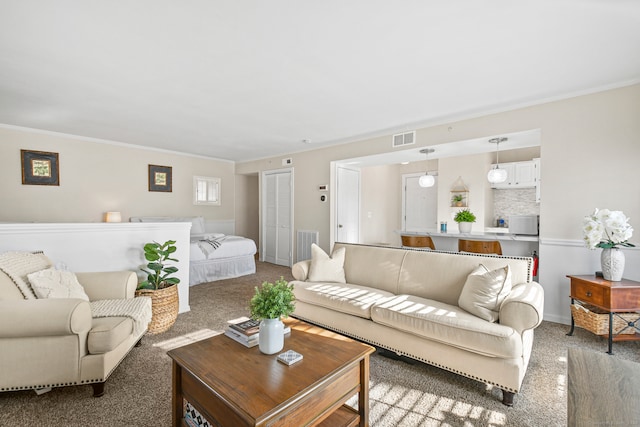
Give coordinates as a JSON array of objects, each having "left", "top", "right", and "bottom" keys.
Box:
[
  {"left": 148, "top": 164, "right": 172, "bottom": 192},
  {"left": 21, "top": 149, "right": 60, "bottom": 186}
]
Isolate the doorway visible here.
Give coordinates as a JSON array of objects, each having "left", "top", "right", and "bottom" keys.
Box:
[
  {"left": 335, "top": 166, "right": 360, "bottom": 243},
  {"left": 261, "top": 168, "right": 293, "bottom": 267},
  {"left": 402, "top": 173, "right": 438, "bottom": 231}
]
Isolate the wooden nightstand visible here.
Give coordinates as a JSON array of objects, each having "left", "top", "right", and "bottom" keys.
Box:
[{"left": 567, "top": 275, "right": 640, "bottom": 354}]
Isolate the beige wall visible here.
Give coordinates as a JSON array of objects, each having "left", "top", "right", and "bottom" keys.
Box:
[
  {"left": 234, "top": 173, "right": 260, "bottom": 245},
  {"left": 0, "top": 126, "right": 236, "bottom": 223},
  {"left": 236, "top": 83, "right": 640, "bottom": 255}
]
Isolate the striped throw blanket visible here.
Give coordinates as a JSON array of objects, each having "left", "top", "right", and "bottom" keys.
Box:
[{"left": 197, "top": 235, "right": 227, "bottom": 257}]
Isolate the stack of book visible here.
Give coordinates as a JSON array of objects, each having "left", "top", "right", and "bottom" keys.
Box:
[
  {"left": 225, "top": 319, "right": 260, "bottom": 347},
  {"left": 224, "top": 317, "right": 292, "bottom": 348}
]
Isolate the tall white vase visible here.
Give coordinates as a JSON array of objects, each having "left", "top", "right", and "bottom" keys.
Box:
[
  {"left": 258, "top": 318, "right": 284, "bottom": 354},
  {"left": 601, "top": 248, "right": 625, "bottom": 281}
]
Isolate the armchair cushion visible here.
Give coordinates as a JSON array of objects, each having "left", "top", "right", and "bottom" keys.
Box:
[
  {"left": 27, "top": 268, "right": 89, "bottom": 301},
  {"left": 88, "top": 317, "right": 133, "bottom": 354}
]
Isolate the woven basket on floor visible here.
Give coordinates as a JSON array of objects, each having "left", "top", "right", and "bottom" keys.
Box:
[
  {"left": 571, "top": 303, "right": 639, "bottom": 336},
  {"left": 135, "top": 284, "right": 179, "bottom": 334}
]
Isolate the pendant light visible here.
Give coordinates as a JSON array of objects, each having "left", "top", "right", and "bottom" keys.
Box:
[
  {"left": 419, "top": 148, "right": 435, "bottom": 188},
  {"left": 487, "top": 137, "right": 508, "bottom": 184}
]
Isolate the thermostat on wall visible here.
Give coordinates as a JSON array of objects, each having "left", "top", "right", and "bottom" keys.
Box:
[{"left": 318, "top": 184, "right": 328, "bottom": 191}]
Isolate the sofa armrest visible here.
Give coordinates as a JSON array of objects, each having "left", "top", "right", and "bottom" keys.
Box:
[
  {"left": 0, "top": 299, "right": 92, "bottom": 338},
  {"left": 292, "top": 260, "right": 311, "bottom": 281},
  {"left": 76, "top": 271, "right": 138, "bottom": 300},
  {"left": 499, "top": 281, "right": 544, "bottom": 334}
]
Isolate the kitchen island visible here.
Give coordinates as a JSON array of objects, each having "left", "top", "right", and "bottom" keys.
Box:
[{"left": 398, "top": 229, "right": 538, "bottom": 257}]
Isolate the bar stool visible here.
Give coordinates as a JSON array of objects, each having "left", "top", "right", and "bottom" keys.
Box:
[
  {"left": 458, "top": 239, "right": 502, "bottom": 255},
  {"left": 401, "top": 235, "right": 435, "bottom": 250}
]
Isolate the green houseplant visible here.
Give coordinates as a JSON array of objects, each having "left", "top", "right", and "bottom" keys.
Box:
[
  {"left": 452, "top": 194, "right": 464, "bottom": 207},
  {"left": 138, "top": 240, "right": 181, "bottom": 290},
  {"left": 250, "top": 277, "right": 295, "bottom": 354},
  {"left": 135, "top": 240, "right": 180, "bottom": 334},
  {"left": 454, "top": 209, "right": 476, "bottom": 233}
]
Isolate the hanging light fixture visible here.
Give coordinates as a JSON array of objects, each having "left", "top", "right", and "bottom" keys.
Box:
[
  {"left": 487, "top": 137, "right": 508, "bottom": 184},
  {"left": 419, "top": 148, "right": 435, "bottom": 187}
]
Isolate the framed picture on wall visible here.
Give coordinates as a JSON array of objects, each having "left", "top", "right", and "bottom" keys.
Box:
[
  {"left": 148, "top": 164, "right": 172, "bottom": 192},
  {"left": 21, "top": 149, "right": 60, "bottom": 186}
]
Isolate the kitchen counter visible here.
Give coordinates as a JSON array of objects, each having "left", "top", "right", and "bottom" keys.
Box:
[
  {"left": 399, "top": 229, "right": 539, "bottom": 242},
  {"left": 397, "top": 229, "right": 538, "bottom": 257}
]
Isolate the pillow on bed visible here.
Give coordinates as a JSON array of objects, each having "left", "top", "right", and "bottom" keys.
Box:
[
  {"left": 307, "top": 244, "right": 346, "bottom": 283},
  {"left": 190, "top": 217, "right": 206, "bottom": 235}
]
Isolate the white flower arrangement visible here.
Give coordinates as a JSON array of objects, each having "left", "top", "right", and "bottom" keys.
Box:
[{"left": 583, "top": 208, "right": 635, "bottom": 249}]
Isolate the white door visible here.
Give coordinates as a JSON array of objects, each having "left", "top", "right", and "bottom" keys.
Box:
[
  {"left": 262, "top": 169, "right": 292, "bottom": 266},
  {"left": 403, "top": 174, "right": 438, "bottom": 231},
  {"left": 336, "top": 166, "right": 360, "bottom": 243}
]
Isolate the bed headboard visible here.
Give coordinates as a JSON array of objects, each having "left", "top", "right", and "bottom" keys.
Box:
[{"left": 129, "top": 216, "right": 235, "bottom": 236}]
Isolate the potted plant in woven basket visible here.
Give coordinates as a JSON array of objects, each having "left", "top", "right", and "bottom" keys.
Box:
[{"left": 135, "top": 240, "right": 180, "bottom": 334}]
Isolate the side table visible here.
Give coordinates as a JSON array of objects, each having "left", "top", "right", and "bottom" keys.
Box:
[{"left": 567, "top": 275, "right": 640, "bottom": 354}]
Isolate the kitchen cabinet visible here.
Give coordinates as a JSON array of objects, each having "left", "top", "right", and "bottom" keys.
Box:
[{"left": 491, "top": 160, "right": 538, "bottom": 189}]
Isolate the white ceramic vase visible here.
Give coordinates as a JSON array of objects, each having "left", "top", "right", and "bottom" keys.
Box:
[
  {"left": 601, "top": 248, "right": 625, "bottom": 281},
  {"left": 258, "top": 318, "right": 284, "bottom": 354},
  {"left": 458, "top": 222, "right": 472, "bottom": 233}
]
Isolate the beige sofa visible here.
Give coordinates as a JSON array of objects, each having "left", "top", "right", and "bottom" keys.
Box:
[
  {"left": 0, "top": 252, "right": 150, "bottom": 396},
  {"left": 291, "top": 243, "right": 544, "bottom": 406}
]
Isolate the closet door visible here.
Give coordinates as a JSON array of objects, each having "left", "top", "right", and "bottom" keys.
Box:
[{"left": 262, "top": 169, "right": 292, "bottom": 267}]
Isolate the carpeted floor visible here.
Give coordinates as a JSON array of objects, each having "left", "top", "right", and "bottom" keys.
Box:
[{"left": 2, "top": 261, "right": 639, "bottom": 426}]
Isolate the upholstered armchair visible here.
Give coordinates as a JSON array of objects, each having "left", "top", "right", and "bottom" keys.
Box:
[{"left": 0, "top": 252, "right": 151, "bottom": 396}]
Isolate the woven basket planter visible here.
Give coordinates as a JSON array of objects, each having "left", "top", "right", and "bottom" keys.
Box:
[
  {"left": 135, "top": 284, "right": 179, "bottom": 334},
  {"left": 571, "top": 303, "right": 639, "bottom": 336}
]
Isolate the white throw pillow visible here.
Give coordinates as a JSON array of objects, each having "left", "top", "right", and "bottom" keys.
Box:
[
  {"left": 190, "top": 216, "right": 206, "bottom": 235},
  {"left": 27, "top": 268, "right": 90, "bottom": 301},
  {"left": 307, "top": 244, "right": 346, "bottom": 283},
  {"left": 458, "top": 264, "right": 512, "bottom": 322}
]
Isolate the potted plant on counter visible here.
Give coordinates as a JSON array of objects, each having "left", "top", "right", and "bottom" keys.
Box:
[
  {"left": 135, "top": 240, "right": 181, "bottom": 334},
  {"left": 250, "top": 277, "right": 295, "bottom": 354},
  {"left": 454, "top": 209, "right": 476, "bottom": 233}
]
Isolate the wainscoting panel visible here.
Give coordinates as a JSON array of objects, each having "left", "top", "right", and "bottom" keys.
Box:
[
  {"left": 538, "top": 238, "right": 640, "bottom": 325},
  {"left": 0, "top": 222, "right": 192, "bottom": 313}
]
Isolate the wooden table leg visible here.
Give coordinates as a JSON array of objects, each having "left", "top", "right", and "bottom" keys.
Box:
[
  {"left": 172, "top": 361, "right": 183, "bottom": 426},
  {"left": 359, "top": 355, "right": 370, "bottom": 427}
]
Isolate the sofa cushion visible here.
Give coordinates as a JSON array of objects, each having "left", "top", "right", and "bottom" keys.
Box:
[
  {"left": 293, "top": 281, "right": 395, "bottom": 319},
  {"left": 88, "top": 316, "right": 133, "bottom": 354},
  {"left": 371, "top": 294, "right": 522, "bottom": 358},
  {"left": 458, "top": 264, "right": 512, "bottom": 322},
  {"left": 27, "top": 268, "right": 90, "bottom": 301},
  {"left": 308, "top": 244, "right": 346, "bottom": 283}
]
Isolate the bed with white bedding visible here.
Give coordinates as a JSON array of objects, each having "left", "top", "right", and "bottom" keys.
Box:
[{"left": 130, "top": 216, "right": 257, "bottom": 286}]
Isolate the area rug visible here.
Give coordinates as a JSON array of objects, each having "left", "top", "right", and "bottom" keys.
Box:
[{"left": 1, "top": 261, "right": 639, "bottom": 426}]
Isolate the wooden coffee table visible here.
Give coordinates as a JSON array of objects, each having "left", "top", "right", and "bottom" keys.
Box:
[{"left": 167, "top": 318, "right": 375, "bottom": 426}]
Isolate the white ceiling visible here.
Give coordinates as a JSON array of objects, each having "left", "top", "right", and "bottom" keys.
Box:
[{"left": 1, "top": 1, "right": 639, "bottom": 163}]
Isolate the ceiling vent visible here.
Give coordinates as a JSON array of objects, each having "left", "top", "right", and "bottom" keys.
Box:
[{"left": 392, "top": 131, "right": 415, "bottom": 148}]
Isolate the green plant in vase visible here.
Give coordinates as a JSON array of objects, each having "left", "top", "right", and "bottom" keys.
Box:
[
  {"left": 250, "top": 277, "right": 295, "bottom": 354},
  {"left": 454, "top": 209, "right": 476, "bottom": 233}
]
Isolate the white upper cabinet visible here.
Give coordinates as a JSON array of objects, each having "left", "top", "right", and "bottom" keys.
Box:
[{"left": 491, "top": 160, "right": 538, "bottom": 189}]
